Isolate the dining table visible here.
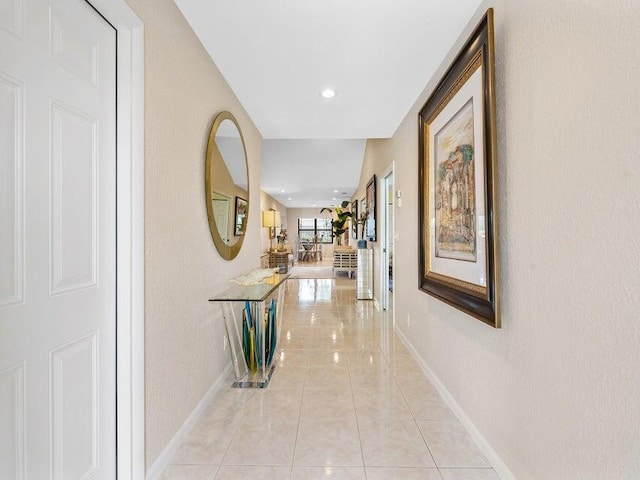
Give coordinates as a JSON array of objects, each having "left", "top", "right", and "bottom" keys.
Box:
[{"left": 300, "top": 242, "right": 323, "bottom": 262}]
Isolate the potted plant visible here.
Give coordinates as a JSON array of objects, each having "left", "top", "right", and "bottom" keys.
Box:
[{"left": 320, "top": 201, "right": 353, "bottom": 246}]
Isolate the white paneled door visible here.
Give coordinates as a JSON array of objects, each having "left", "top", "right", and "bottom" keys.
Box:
[
  {"left": 0, "top": 0, "right": 117, "bottom": 478},
  {"left": 213, "top": 198, "right": 230, "bottom": 242}
]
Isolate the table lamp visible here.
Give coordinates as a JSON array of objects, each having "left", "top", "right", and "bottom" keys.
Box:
[{"left": 261, "top": 210, "right": 281, "bottom": 252}]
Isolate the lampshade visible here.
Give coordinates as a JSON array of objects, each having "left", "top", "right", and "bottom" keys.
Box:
[{"left": 261, "top": 210, "right": 281, "bottom": 228}]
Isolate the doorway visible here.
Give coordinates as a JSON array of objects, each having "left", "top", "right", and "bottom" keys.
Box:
[
  {"left": 213, "top": 193, "right": 231, "bottom": 243},
  {"left": 380, "top": 163, "right": 394, "bottom": 313},
  {"left": 0, "top": 0, "right": 144, "bottom": 477}
]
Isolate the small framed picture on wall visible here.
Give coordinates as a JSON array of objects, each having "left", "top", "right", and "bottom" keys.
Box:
[
  {"left": 366, "top": 175, "right": 376, "bottom": 242},
  {"left": 234, "top": 196, "right": 248, "bottom": 236},
  {"left": 351, "top": 199, "right": 358, "bottom": 239}
]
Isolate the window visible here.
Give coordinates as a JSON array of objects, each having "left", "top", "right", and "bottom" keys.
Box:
[
  {"left": 298, "top": 218, "right": 333, "bottom": 244},
  {"left": 316, "top": 218, "right": 332, "bottom": 243}
]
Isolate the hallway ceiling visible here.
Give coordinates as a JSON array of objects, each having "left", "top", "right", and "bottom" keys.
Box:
[
  {"left": 261, "top": 139, "right": 366, "bottom": 208},
  {"left": 174, "top": 0, "right": 484, "bottom": 208}
]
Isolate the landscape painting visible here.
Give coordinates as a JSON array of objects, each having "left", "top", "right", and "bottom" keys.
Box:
[
  {"left": 418, "top": 9, "right": 499, "bottom": 326},
  {"left": 434, "top": 99, "right": 476, "bottom": 262}
]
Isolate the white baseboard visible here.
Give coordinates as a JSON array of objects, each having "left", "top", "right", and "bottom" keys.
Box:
[
  {"left": 145, "top": 363, "right": 233, "bottom": 480},
  {"left": 393, "top": 326, "right": 517, "bottom": 480}
]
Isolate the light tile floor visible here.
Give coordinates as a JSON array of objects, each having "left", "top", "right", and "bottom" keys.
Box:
[{"left": 161, "top": 277, "right": 499, "bottom": 480}]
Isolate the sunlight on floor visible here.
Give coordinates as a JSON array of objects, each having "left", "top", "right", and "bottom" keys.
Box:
[{"left": 159, "top": 278, "right": 498, "bottom": 480}]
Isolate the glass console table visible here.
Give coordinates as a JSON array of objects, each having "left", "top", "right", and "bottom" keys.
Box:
[{"left": 209, "top": 273, "right": 289, "bottom": 388}]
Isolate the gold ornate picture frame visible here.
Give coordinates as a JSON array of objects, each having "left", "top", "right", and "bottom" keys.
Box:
[{"left": 418, "top": 9, "right": 500, "bottom": 327}]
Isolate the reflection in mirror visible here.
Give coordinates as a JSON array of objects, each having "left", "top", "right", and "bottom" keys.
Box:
[
  {"left": 212, "top": 192, "right": 231, "bottom": 242},
  {"left": 205, "top": 112, "right": 249, "bottom": 260}
]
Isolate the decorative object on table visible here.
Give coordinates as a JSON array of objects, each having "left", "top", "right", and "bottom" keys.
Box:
[
  {"left": 205, "top": 111, "right": 249, "bottom": 261},
  {"left": 418, "top": 9, "right": 499, "bottom": 328},
  {"left": 276, "top": 228, "right": 288, "bottom": 251},
  {"left": 365, "top": 176, "right": 377, "bottom": 242},
  {"left": 230, "top": 268, "right": 279, "bottom": 285},
  {"left": 351, "top": 200, "right": 358, "bottom": 239},
  {"left": 234, "top": 196, "right": 247, "bottom": 236},
  {"left": 320, "top": 200, "right": 353, "bottom": 246},
  {"left": 261, "top": 209, "right": 281, "bottom": 251}
]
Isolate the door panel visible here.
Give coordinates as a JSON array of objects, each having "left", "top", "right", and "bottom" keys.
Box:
[
  {"left": 0, "top": 74, "right": 23, "bottom": 307},
  {"left": 50, "top": 334, "right": 97, "bottom": 480},
  {"left": 0, "top": 0, "right": 24, "bottom": 38},
  {"left": 50, "top": 101, "right": 97, "bottom": 295},
  {"left": 213, "top": 198, "right": 229, "bottom": 242},
  {"left": 0, "top": 0, "right": 116, "bottom": 478},
  {"left": 0, "top": 362, "right": 26, "bottom": 479},
  {"left": 49, "top": 5, "right": 98, "bottom": 86}
]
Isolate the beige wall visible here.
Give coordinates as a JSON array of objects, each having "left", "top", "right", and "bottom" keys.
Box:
[
  {"left": 360, "top": 0, "right": 640, "bottom": 478},
  {"left": 124, "top": 0, "right": 262, "bottom": 468},
  {"left": 352, "top": 139, "right": 393, "bottom": 305}
]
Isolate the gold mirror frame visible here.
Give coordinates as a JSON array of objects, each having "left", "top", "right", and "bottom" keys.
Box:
[{"left": 205, "top": 111, "right": 249, "bottom": 260}]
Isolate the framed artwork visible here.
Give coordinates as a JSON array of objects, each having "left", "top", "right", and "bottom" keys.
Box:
[
  {"left": 234, "top": 196, "right": 248, "bottom": 236},
  {"left": 418, "top": 9, "right": 500, "bottom": 328},
  {"left": 359, "top": 197, "right": 366, "bottom": 239},
  {"left": 365, "top": 175, "right": 377, "bottom": 242},
  {"left": 351, "top": 199, "right": 358, "bottom": 239}
]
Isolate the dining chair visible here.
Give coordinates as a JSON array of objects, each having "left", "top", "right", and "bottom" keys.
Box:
[
  {"left": 312, "top": 235, "right": 322, "bottom": 261},
  {"left": 297, "top": 237, "right": 309, "bottom": 262}
]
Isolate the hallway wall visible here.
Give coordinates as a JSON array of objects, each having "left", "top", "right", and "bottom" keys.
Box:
[
  {"left": 124, "top": 0, "right": 263, "bottom": 468},
  {"left": 363, "top": 0, "right": 640, "bottom": 478},
  {"left": 352, "top": 139, "right": 393, "bottom": 308}
]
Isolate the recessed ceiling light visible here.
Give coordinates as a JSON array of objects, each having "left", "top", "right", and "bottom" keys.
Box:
[
  {"left": 321, "top": 88, "right": 336, "bottom": 99},
  {"left": 280, "top": 189, "right": 285, "bottom": 193},
  {"left": 332, "top": 197, "right": 336, "bottom": 201},
  {"left": 333, "top": 190, "right": 338, "bottom": 193}
]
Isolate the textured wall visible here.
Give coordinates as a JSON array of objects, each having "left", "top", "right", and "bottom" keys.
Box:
[
  {"left": 368, "top": 0, "right": 640, "bottom": 478},
  {"left": 352, "top": 139, "right": 393, "bottom": 305},
  {"left": 124, "top": 0, "right": 262, "bottom": 468}
]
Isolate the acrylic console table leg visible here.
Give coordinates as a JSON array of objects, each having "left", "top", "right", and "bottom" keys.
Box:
[
  {"left": 211, "top": 273, "right": 289, "bottom": 388},
  {"left": 219, "top": 301, "right": 248, "bottom": 381}
]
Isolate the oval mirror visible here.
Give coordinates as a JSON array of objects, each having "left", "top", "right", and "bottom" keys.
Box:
[{"left": 205, "top": 111, "right": 249, "bottom": 260}]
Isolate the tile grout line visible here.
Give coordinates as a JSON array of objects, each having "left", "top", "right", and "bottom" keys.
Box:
[
  {"left": 344, "top": 303, "right": 369, "bottom": 475},
  {"left": 391, "top": 334, "right": 441, "bottom": 473},
  {"left": 289, "top": 316, "right": 307, "bottom": 476}
]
